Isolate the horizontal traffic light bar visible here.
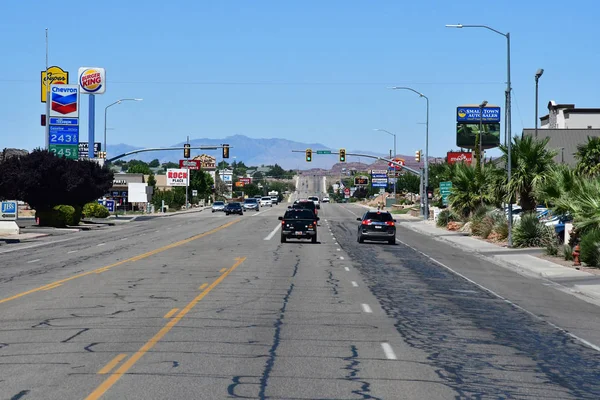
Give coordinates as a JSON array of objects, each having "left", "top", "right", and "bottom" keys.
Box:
[{"left": 106, "top": 146, "right": 231, "bottom": 163}]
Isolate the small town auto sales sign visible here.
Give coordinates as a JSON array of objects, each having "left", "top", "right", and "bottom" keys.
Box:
[{"left": 166, "top": 169, "right": 188, "bottom": 186}]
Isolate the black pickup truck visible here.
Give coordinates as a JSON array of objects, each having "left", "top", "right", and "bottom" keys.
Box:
[{"left": 278, "top": 209, "right": 319, "bottom": 243}]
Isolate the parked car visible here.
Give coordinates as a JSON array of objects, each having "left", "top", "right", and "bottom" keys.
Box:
[
  {"left": 260, "top": 197, "right": 273, "bottom": 207},
  {"left": 211, "top": 201, "right": 226, "bottom": 213},
  {"left": 243, "top": 198, "right": 260, "bottom": 211},
  {"left": 357, "top": 210, "right": 396, "bottom": 244},
  {"left": 224, "top": 202, "right": 243, "bottom": 215},
  {"left": 279, "top": 208, "right": 319, "bottom": 243}
]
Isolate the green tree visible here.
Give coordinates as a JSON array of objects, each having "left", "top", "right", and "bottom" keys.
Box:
[
  {"left": 243, "top": 183, "right": 260, "bottom": 197},
  {"left": 148, "top": 158, "right": 160, "bottom": 168},
  {"left": 269, "top": 164, "right": 286, "bottom": 179},
  {"left": 147, "top": 173, "right": 157, "bottom": 188},
  {"left": 448, "top": 163, "right": 496, "bottom": 217},
  {"left": 218, "top": 161, "right": 230, "bottom": 170},
  {"left": 396, "top": 173, "right": 420, "bottom": 194},
  {"left": 161, "top": 161, "right": 179, "bottom": 169},
  {"left": 500, "top": 136, "right": 557, "bottom": 211},
  {"left": 575, "top": 136, "right": 600, "bottom": 177},
  {"left": 128, "top": 163, "right": 152, "bottom": 174}
]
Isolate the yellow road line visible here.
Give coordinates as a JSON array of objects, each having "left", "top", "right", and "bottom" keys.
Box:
[
  {"left": 0, "top": 219, "right": 241, "bottom": 306},
  {"left": 219, "top": 267, "right": 227, "bottom": 273},
  {"left": 85, "top": 257, "right": 246, "bottom": 400},
  {"left": 199, "top": 283, "right": 208, "bottom": 290},
  {"left": 97, "top": 354, "right": 127, "bottom": 375},
  {"left": 163, "top": 308, "right": 179, "bottom": 319}
]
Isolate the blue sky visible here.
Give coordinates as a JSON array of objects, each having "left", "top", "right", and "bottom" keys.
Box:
[{"left": 1, "top": 0, "right": 598, "bottom": 161}]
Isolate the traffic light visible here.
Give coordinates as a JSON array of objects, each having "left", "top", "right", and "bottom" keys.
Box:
[
  {"left": 415, "top": 150, "right": 421, "bottom": 163},
  {"left": 339, "top": 148, "right": 346, "bottom": 162},
  {"left": 222, "top": 144, "right": 230, "bottom": 159},
  {"left": 184, "top": 143, "right": 191, "bottom": 158},
  {"left": 305, "top": 148, "right": 312, "bottom": 162}
]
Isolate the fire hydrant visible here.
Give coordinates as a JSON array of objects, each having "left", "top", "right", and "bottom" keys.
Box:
[{"left": 572, "top": 244, "right": 581, "bottom": 266}]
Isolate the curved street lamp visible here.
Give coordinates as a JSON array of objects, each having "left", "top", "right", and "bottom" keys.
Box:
[{"left": 104, "top": 98, "right": 143, "bottom": 158}]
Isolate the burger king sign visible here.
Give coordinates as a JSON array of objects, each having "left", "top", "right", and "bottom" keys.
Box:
[{"left": 78, "top": 67, "right": 106, "bottom": 94}]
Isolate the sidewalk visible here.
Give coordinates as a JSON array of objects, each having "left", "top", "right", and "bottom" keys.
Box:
[
  {"left": 401, "top": 219, "right": 600, "bottom": 303},
  {"left": 0, "top": 232, "right": 51, "bottom": 244}
]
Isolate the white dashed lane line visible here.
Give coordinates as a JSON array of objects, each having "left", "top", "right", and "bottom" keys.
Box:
[
  {"left": 97, "top": 243, "right": 105, "bottom": 247},
  {"left": 381, "top": 343, "right": 397, "bottom": 360},
  {"left": 67, "top": 250, "right": 78, "bottom": 254},
  {"left": 264, "top": 224, "right": 281, "bottom": 241},
  {"left": 351, "top": 281, "right": 358, "bottom": 287},
  {"left": 27, "top": 259, "right": 40, "bottom": 264},
  {"left": 361, "top": 304, "right": 373, "bottom": 313},
  {"left": 344, "top": 267, "right": 350, "bottom": 271}
]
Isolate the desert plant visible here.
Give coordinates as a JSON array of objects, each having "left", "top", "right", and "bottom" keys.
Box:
[
  {"left": 436, "top": 209, "right": 458, "bottom": 228},
  {"left": 563, "top": 244, "right": 574, "bottom": 261},
  {"left": 513, "top": 212, "right": 556, "bottom": 248},
  {"left": 470, "top": 205, "right": 496, "bottom": 238},
  {"left": 579, "top": 229, "right": 600, "bottom": 267},
  {"left": 545, "top": 237, "right": 560, "bottom": 256}
]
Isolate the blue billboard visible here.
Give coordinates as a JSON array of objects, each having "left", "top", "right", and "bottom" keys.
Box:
[{"left": 457, "top": 106, "right": 501, "bottom": 123}]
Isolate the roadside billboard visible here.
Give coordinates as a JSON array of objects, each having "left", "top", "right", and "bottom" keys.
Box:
[
  {"left": 50, "top": 84, "right": 79, "bottom": 118},
  {"left": 456, "top": 123, "right": 501, "bottom": 149},
  {"left": 239, "top": 177, "right": 252, "bottom": 184},
  {"left": 447, "top": 151, "right": 473, "bottom": 165},
  {"left": 179, "top": 159, "right": 201, "bottom": 170},
  {"left": 456, "top": 106, "right": 501, "bottom": 123},
  {"left": 166, "top": 169, "right": 188, "bottom": 186},
  {"left": 41, "top": 66, "right": 69, "bottom": 102},
  {"left": 78, "top": 67, "right": 106, "bottom": 94}
]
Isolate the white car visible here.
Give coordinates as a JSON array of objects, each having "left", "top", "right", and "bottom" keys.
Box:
[
  {"left": 308, "top": 196, "right": 320, "bottom": 209},
  {"left": 260, "top": 197, "right": 273, "bottom": 207},
  {"left": 322, "top": 196, "right": 330, "bottom": 203}
]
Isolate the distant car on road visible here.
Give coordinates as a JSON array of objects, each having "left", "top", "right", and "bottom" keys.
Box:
[
  {"left": 260, "top": 197, "right": 273, "bottom": 207},
  {"left": 224, "top": 202, "right": 243, "bottom": 215},
  {"left": 291, "top": 200, "right": 318, "bottom": 217},
  {"left": 322, "top": 196, "right": 330, "bottom": 203},
  {"left": 357, "top": 211, "right": 396, "bottom": 244},
  {"left": 308, "top": 196, "right": 320, "bottom": 209},
  {"left": 279, "top": 208, "right": 319, "bottom": 243},
  {"left": 212, "top": 201, "right": 226, "bottom": 213},
  {"left": 243, "top": 198, "right": 260, "bottom": 211},
  {"left": 270, "top": 195, "right": 279, "bottom": 205}
]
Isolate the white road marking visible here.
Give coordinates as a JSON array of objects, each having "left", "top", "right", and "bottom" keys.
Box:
[
  {"left": 264, "top": 224, "right": 281, "bottom": 241},
  {"left": 97, "top": 243, "right": 105, "bottom": 247},
  {"left": 340, "top": 256, "right": 345, "bottom": 260},
  {"left": 121, "top": 237, "right": 128, "bottom": 241},
  {"left": 336, "top": 248, "right": 341, "bottom": 251},
  {"left": 361, "top": 303, "right": 373, "bottom": 313},
  {"left": 395, "top": 238, "right": 600, "bottom": 353},
  {"left": 67, "top": 250, "right": 78, "bottom": 254},
  {"left": 344, "top": 267, "right": 350, "bottom": 271},
  {"left": 381, "top": 343, "right": 397, "bottom": 360},
  {"left": 27, "top": 259, "right": 40, "bottom": 263},
  {"left": 0, "top": 237, "right": 76, "bottom": 255},
  {"left": 154, "top": 230, "right": 159, "bottom": 233},
  {"left": 342, "top": 206, "right": 360, "bottom": 217},
  {"left": 351, "top": 281, "right": 358, "bottom": 287}
]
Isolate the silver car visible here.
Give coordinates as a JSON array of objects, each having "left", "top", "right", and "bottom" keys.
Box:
[
  {"left": 243, "top": 198, "right": 260, "bottom": 211},
  {"left": 212, "top": 201, "right": 226, "bottom": 213}
]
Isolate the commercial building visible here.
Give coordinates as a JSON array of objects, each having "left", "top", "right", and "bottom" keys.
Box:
[{"left": 522, "top": 100, "right": 600, "bottom": 166}]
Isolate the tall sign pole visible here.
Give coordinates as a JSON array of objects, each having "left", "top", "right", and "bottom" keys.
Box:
[
  {"left": 185, "top": 136, "right": 190, "bottom": 209},
  {"left": 44, "top": 29, "right": 50, "bottom": 150}
]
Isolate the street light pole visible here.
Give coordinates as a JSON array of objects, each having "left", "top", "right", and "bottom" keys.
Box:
[
  {"left": 445, "top": 23, "right": 513, "bottom": 247},
  {"left": 104, "top": 98, "right": 143, "bottom": 159},
  {"left": 535, "top": 69, "right": 544, "bottom": 139},
  {"left": 374, "top": 129, "right": 397, "bottom": 199},
  {"left": 478, "top": 100, "right": 488, "bottom": 169},
  {"left": 389, "top": 87, "right": 429, "bottom": 220}
]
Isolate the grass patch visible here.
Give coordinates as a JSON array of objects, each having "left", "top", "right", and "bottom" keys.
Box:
[{"left": 391, "top": 208, "right": 415, "bottom": 214}]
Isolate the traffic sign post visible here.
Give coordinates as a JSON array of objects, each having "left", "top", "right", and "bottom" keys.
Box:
[
  {"left": 0, "top": 201, "right": 18, "bottom": 220},
  {"left": 440, "top": 181, "right": 452, "bottom": 206}
]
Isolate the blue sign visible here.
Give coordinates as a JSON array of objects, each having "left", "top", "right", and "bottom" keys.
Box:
[
  {"left": 457, "top": 106, "right": 501, "bottom": 123},
  {"left": 371, "top": 174, "right": 388, "bottom": 179},
  {"left": 98, "top": 200, "right": 115, "bottom": 213},
  {"left": 1, "top": 200, "right": 17, "bottom": 220},
  {"left": 372, "top": 183, "right": 388, "bottom": 188},
  {"left": 49, "top": 117, "right": 79, "bottom": 126},
  {"left": 49, "top": 125, "right": 79, "bottom": 144}
]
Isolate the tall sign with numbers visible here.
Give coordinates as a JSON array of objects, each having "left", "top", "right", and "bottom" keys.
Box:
[{"left": 48, "top": 84, "right": 80, "bottom": 160}]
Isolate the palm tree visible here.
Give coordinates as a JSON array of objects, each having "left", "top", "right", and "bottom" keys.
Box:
[
  {"left": 500, "top": 136, "right": 557, "bottom": 212},
  {"left": 554, "top": 176, "right": 600, "bottom": 235},
  {"left": 535, "top": 164, "right": 578, "bottom": 215},
  {"left": 448, "top": 163, "right": 496, "bottom": 217},
  {"left": 575, "top": 136, "right": 600, "bottom": 177}
]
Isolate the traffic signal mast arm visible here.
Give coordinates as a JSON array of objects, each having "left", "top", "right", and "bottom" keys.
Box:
[
  {"left": 291, "top": 150, "right": 420, "bottom": 176},
  {"left": 106, "top": 146, "right": 229, "bottom": 163}
]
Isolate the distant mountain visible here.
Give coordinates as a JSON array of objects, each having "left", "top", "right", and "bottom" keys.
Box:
[{"left": 106, "top": 135, "right": 429, "bottom": 170}]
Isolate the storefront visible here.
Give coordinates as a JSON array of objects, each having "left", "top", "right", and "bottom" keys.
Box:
[{"left": 106, "top": 173, "right": 145, "bottom": 211}]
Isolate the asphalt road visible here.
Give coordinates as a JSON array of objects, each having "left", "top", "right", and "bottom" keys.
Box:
[{"left": 0, "top": 187, "right": 599, "bottom": 398}]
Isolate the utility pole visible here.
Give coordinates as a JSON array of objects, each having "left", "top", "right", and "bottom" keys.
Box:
[
  {"left": 44, "top": 29, "right": 50, "bottom": 150},
  {"left": 185, "top": 135, "right": 189, "bottom": 209}
]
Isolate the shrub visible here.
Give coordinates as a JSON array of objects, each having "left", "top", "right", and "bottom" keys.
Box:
[
  {"left": 35, "top": 205, "right": 77, "bottom": 227},
  {"left": 580, "top": 230, "right": 600, "bottom": 267},
  {"left": 513, "top": 212, "right": 556, "bottom": 248},
  {"left": 492, "top": 213, "right": 509, "bottom": 240},
  {"left": 437, "top": 209, "right": 458, "bottom": 228},
  {"left": 83, "top": 202, "right": 110, "bottom": 218},
  {"left": 563, "top": 244, "right": 574, "bottom": 261},
  {"left": 470, "top": 205, "right": 495, "bottom": 238},
  {"left": 545, "top": 237, "right": 559, "bottom": 256}
]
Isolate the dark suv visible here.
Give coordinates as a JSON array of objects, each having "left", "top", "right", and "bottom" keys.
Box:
[
  {"left": 291, "top": 200, "right": 318, "bottom": 217},
  {"left": 357, "top": 211, "right": 396, "bottom": 244}
]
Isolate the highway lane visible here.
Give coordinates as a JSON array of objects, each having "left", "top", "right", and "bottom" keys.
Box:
[
  {"left": 330, "top": 203, "right": 600, "bottom": 399},
  {"left": 1, "top": 200, "right": 599, "bottom": 398}
]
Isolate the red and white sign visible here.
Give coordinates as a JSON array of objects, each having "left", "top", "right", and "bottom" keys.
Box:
[
  {"left": 447, "top": 151, "right": 473, "bottom": 165},
  {"left": 166, "top": 168, "right": 188, "bottom": 186},
  {"left": 344, "top": 188, "right": 350, "bottom": 195},
  {"left": 388, "top": 158, "right": 405, "bottom": 171},
  {"left": 239, "top": 177, "right": 252, "bottom": 184},
  {"left": 179, "top": 159, "right": 201, "bottom": 170}
]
